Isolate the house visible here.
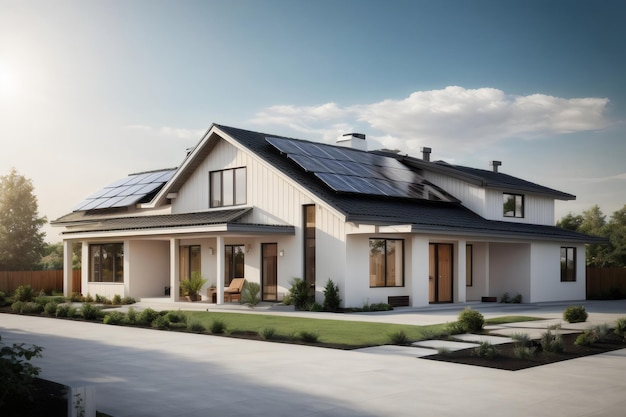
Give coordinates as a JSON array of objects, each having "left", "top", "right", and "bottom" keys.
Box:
[{"left": 52, "top": 124, "right": 604, "bottom": 307}]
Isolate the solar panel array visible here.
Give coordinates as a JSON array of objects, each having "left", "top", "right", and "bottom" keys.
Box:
[
  {"left": 266, "top": 136, "right": 448, "bottom": 201},
  {"left": 73, "top": 169, "right": 175, "bottom": 211}
]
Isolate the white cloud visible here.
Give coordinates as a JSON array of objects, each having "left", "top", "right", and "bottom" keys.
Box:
[
  {"left": 126, "top": 124, "right": 205, "bottom": 140},
  {"left": 250, "top": 86, "right": 609, "bottom": 155}
]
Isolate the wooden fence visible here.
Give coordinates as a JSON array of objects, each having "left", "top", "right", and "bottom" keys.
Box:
[
  {"left": 586, "top": 267, "right": 626, "bottom": 299},
  {"left": 0, "top": 270, "right": 81, "bottom": 294}
]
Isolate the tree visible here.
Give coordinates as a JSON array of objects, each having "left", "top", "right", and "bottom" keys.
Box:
[
  {"left": 0, "top": 168, "right": 47, "bottom": 270},
  {"left": 606, "top": 205, "right": 626, "bottom": 267},
  {"left": 38, "top": 242, "right": 64, "bottom": 270},
  {"left": 556, "top": 212, "right": 583, "bottom": 231}
]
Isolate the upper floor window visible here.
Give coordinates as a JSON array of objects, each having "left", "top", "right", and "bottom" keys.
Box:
[
  {"left": 369, "top": 238, "right": 404, "bottom": 287},
  {"left": 89, "top": 243, "right": 123, "bottom": 283},
  {"left": 210, "top": 167, "right": 246, "bottom": 208},
  {"left": 503, "top": 193, "right": 524, "bottom": 218},
  {"left": 560, "top": 247, "right": 576, "bottom": 282}
]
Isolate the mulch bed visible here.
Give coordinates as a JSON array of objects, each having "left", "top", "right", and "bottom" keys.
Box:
[
  {"left": 421, "top": 332, "right": 626, "bottom": 371},
  {"left": 0, "top": 378, "right": 67, "bottom": 417}
]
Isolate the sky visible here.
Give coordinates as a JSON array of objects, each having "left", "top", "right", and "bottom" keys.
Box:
[{"left": 0, "top": 0, "right": 625, "bottom": 243}]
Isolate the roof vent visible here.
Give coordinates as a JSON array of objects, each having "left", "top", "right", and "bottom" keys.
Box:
[
  {"left": 337, "top": 133, "right": 367, "bottom": 151},
  {"left": 420, "top": 147, "right": 432, "bottom": 162},
  {"left": 490, "top": 160, "right": 502, "bottom": 173}
]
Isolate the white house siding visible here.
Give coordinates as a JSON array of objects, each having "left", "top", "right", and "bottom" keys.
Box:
[
  {"left": 127, "top": 240, "right": 170, "bottom": 298},
  {"left": 423, "top": 172, "right": 486, "bottom": 216},
  {"left": 530, "top": 243, "right": 586, "bottom": 302},
  {"left": 484, "top": 189, "right": 555, "bottom": 225},
  {"left": 315, "top": 206, "right": 347, "bottom": 304},
  {"left": 488, "top": 242, "right": 531, "bottom": 302},
  {"left": 466, "top": 242, "right": 489, "bottom": 301}
]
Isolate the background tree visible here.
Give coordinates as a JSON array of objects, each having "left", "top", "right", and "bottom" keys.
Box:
[
  {"left": 0, "top": 168, "right": 47, "bottom": 270},
  {"left": 606, "top": 205, "right": 626, "bottom": 267},
  {"left": 38, "top": 242, "right": 64, "bottom": 270}
]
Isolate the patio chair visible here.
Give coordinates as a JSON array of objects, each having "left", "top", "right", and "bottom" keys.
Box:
[{"left": 224, "top": 278, "right": 246, "bottom": 302}]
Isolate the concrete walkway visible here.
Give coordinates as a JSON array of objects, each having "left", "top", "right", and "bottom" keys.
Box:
[{"left": 1, "top": 300, "right": 625, "bottom": 417}]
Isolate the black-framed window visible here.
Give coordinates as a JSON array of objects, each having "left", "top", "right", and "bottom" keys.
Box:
[
  {"left": 503, "top": 193, "right": 524, "bottom": 218},
  {"left": 560, "top": 247, "right": 576, "bottom": 282},
  {"left": 210, "top": 167, "right": 246, "bottom": 208},
  {"left": 225, "top": 245, "right": 245, "bottom": 286},
  {"left": 466, "top": 245, "right": 473, "bottom": 286},
  {"left": 89, "top": 243, "right": 123, "bottom": 283},
  {"left": 369, "top": 238, "right": 404, "bottom": 287},
  {"left": 303, "top": 205, "right": 316, "bottom": 291},
  {"left": 180, "top": 245, "right": 201, "bottom": 280}
]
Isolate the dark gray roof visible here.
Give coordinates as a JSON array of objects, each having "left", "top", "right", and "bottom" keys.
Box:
[
  {"left": 216, "top": 124, "right": 602, "bottom": 243},
  {"left": 53, "top": 208, "right": 294, "bottom": 235}
]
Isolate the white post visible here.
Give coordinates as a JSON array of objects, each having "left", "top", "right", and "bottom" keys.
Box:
[
  {"left": 68, "top": 385, "right": 96, "bottom": 417},
  {"left": 457, "top": 240, "right": 467, "bottom": 303},
  {"left": 216, "top": 236, "right": 225, "bottom": 304},
  {"left": 410, "top": 235, "right": 430, "bottom": 307},
  {"left": 170, "top": 238, "right": 179, "bottom": 301},
  {"left": 81, "top": 242, "right": 89, "bottom": 295},
  {"left": 62, "top": 240, "right": 74, "bottom": 297}
]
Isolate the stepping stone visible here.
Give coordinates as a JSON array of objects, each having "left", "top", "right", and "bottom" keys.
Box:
[
  {"left": 355, "top": 345, "right": 437, "bottom": 358},
  {"left": 452, "top": 334, "right": 514, "bottom": 345},
  {"left": 412, "top": 340, "right": 478, "bottom": 351}
]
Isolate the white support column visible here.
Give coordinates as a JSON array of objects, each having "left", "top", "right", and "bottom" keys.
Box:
[
  {"left": 81, "top": 242, "right": 89, "bottom": 295},
  {"left": 216, "top": 236, "right": 225, "bottom": 304},
  {"left": 170, "top": 238, "right": 179, "bottom": 301},
  {"left": 457, "top": 240, "right": 467, "bottom": 303},
  {"left": 485, "top": 243, "right": 490, "bottom": 297},
  {"left": 410, "top": 235, "right": 430, "bottom": 307},
  {"left": 63, "top": 240, "right": 74, "bottom": 297}
]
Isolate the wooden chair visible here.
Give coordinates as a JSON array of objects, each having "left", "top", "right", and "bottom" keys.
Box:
[{"left": 224, "top": 278, "right": 245, "bottom": 302}]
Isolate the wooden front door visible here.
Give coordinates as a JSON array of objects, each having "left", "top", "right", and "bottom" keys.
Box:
[
  {"left": 261, "top": 243, "right": 278, "bottom": 301},
  {"left": 429, "top": 243, "right": 453, "bottom": 303}
]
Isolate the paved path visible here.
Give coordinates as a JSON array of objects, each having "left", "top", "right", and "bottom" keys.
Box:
[{"left": 1, "top": 300, "right": 625, "bottom": 417}]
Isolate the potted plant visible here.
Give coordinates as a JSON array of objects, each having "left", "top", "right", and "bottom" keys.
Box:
[{"left": 180, "top": 272, "right": 208, "bottom": 302}]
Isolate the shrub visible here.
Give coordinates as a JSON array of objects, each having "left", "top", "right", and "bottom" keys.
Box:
[
  {"left": 80, "top": 303, "right": 100, "bottom": 320},
  {"left": 308, "top": 302, "right": 323, "bottom": 312},
  {"left": 137, "top": 308, "right": 159, "bottom": 326},
  {"left": 151, "top": 315, "right": 170, "bottom": 329},
  {"left": 500, "top": 292, "right": 510, "bottom": 303},
  {"left": 55, "top": 304, "right": 78, "bottom": 318},
  {"left": 210, "top": 319, "right": 227, "bottom": 334},
  {"left": 13, "top": 285, "right": 35, "bottom": 302},
  {"left": 574, "top": 330, "right": 597, "bottom": 347},
  {"left": 458, "top": 307, "right": 484, "bottom": 333},
  {"left": 388, "top": 330, "right": 409, "bottom": 345},
  {"left": 367, "top": 302, "right": 393, "bottom": 312},
  {"left": 180, "top": 271, "right": 208, "bottom": 297},
  {"left": 512, "top": 294, "right": 523, "bottom": 303},
  {"left": 563, "top": 305, "right": 588, "bottom": 323},
  {"left": 121, "top": 296, "right": 136, "bottom": 305},
  {"left": 323, "top": 279, "right": 341, "bottom": 312},
  {"left": 11, "top": 301, "right": 24, "bottom": 313},
  {"left": 437, "top": 346, "right": 451, "bottom": 357},
  {"left": 69, "top": 292, "right": 84, "bottom": 302},
  {"left": 260, "top": 327, "right": 277, "bottom": 340},
  {"left": 165, "top": 310, "right": 187, "bottom": 324},
  {"left": 540, "top": 328, "right": 564, "bottom": 353},
  {"left": 288, "top": 278, "right": 311, "bottom": 310},
  {"left": 187, "top": 319, "right": 205, "bottom": 333},
  {"left": 111, "top": 294, "right": 122, "bottom": 305},
  {"left": 44, "top": 302, "right": 59, "bottom": 316},
  {"left": 298, "top": 331, "right": 319, "bottom": 343},
  {"left": 240, "top": 281, "right": 261, "bottom": 306},
  {"left": 0, "top": 335, "right": 43, "bottom": 406},
  {"left": 445, "top": 321, "right": 466, "bottom": 335},
  {"left": 474, "top": 341, "right": 498, "bottom": 358},
  {"left": 510, "top": 333, "right": 532, "bottom": 347},
  {"left": 103, "top": 311, "right": 126, "bottom": 325},
  {"left": 95, "top": 294, "right": 110, "bottom": 304},
  {"left": 84, "top": 293, "right": 94, "bottom": 303},
  {"left": 21, "top": 302, "right": 43, "bottom": 314},
  {"left": 513, "top": 345, "right": 536, "bottom": 359},
  {"left": 614, "top": 317, "right": 626, "bottom": 337},
  {"left": 125, "top": 307, "right": 138, "bottom": 324}
]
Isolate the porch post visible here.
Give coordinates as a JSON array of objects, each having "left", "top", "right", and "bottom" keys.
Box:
[
  {"left": 170, "top": 238, "right": 179, "bottom": 301},
  {"left": 410, "top": 235, "right": 429, "bottom": 307},
  {"left": 62, "top": 240, "right": 73, "bottom": 297},
  {"left": 216, "top": 236, "right": 225, "bottom": 304},
  {"left": 485, "top": 243, "right": 490, "bottom": 297},
  {"left": 81, "top": 242, "right": 89, "bottom": 295},
  {"left": 457, "top": 240, "right": 467, "bottom": 303}
]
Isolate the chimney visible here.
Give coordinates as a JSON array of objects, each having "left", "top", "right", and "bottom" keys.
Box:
[
  {"left": 337, "top": 133, "right": 367, "bottom": 151},
  {"left": 420, "top": 147, "right": 432, "bottom": 162},
  {"left": 490, "top": 160, "right": 502, "bottom": 173}
]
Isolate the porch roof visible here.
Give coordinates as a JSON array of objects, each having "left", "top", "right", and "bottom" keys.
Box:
[{"left": 56, "top": 208, "right": 295, "bottom": 236}]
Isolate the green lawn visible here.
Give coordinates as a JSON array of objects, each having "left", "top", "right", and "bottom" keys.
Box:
[{"left": 185, "top": 311, "right": 542, "bottom": 347}]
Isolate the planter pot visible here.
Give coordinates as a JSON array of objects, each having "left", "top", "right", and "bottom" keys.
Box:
[{"left": 185, "top": 294, "right": 201, "bottom": 302}]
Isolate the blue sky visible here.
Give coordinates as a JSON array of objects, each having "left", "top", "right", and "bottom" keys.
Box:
[{"left": 1, "top": 0, "right": 624, "bottom": 242}]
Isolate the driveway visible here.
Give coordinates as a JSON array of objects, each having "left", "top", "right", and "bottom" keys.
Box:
[{"left": 1, "top": 300, "right": 625, "bottom": 417}]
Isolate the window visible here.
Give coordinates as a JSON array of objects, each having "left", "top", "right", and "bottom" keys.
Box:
[
  {"left": 303, "top": 205, "right": 316, "bottom": 290},
  {"left": 89, "top": 243, "right": 123, "bottom": 282},
  {"left": 503, "top": 193, "right": 524, "bottom": 218},
  {"left": 466, "top": 245, "right": 473, "bottom": 286},
  {"left": 225, "top": 245, "right": 245, "bottom": 285},
  {"left": 369, "top": 238, "right": 404, "bottom": 287},
  {"left": 210, "top": 167, "right": 246, "bottom": 208},
  {"left": 561, "top": 247, "right": 576, "bottom": 282},
  {"left": 180, "top": 245, "right": 201, "bottom": 280}
]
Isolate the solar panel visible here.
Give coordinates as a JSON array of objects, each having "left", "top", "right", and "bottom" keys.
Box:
[
  {"left": 266, "top": 136, "right": 452, "bottom": 201},
  {"left": 72, "top": 169, "right": 175, "bottom": 212}
]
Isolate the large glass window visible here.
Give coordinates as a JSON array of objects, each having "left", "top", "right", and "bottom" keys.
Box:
[
  {"left": 225, "top": 245, "right": 245, "bottom": 285},
  {"left": 303, "top": 205, "right": 316, "bottom": 291},
  {"left": 561, "top": 247, "right": 576, "bottom": 282},
  {"left": 503, "top": 193, "right": 524, "bottom": 218},
  {"left": 210, "top": 167, "right": 246, "bottom": 208},
  {"left": 369, "top": 238, "right": 404, "bottom": 287},
  {"left": 89, "top": 243, "right": 123, "bottom": 282},
  {"left": 180, "top": 245, "right": 201, "bottom": 280}
]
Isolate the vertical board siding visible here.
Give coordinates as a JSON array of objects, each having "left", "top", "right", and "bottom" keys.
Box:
[
  {"left": 0, "top": 270, "right": 81, "bottom": 293},
  {"left": 587, "top": 267, "right": 626, "bottom": 299}
]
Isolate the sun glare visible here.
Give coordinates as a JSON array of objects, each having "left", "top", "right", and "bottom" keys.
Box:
[{"left": 0, "top": 65, "right": 22, "bottom": 100}]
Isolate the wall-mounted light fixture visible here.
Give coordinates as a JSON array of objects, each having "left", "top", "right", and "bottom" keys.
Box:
[{"left": 279, "top": 250, "right": 284, "bottom": 257}]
